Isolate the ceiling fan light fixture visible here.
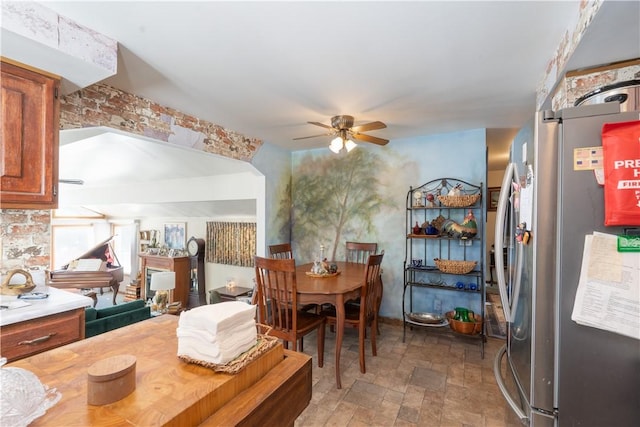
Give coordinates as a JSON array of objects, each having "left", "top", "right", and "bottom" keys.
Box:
[
  {"left": 344, "top": 139, "right": 357, "bottom": 152},
  {"left": 330, "top": 136, "right": 343, "bottom": 153},
  {"left": 294, "top": 114, "right": 388, "bottom": 149}
]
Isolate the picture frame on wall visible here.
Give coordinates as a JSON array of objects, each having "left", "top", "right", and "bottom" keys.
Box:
[
  {"left": 164, "top": 223, "right": 186, "bottom": 249},
  {"left": 488, "top": 187, "right": 500, "bottom": 212}
]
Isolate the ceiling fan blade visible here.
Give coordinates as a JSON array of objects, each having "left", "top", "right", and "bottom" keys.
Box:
[
  {"left": 308, "top": 121, "right": 333, "bottom": 130},
  {"left": 351, "top": 132, "right": 389, "bottom": 146},
  {"left": 351, "top": 121, "right": 387, "bottom": 132},
  {"left": 293, "top": 132, "right": 334, "bottom": 141}
]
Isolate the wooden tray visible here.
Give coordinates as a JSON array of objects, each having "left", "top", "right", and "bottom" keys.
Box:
[{"left": 305, "top": 271, "right": 341, "bottom": 278}]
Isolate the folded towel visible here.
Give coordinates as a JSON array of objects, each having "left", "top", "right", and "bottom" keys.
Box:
[
  {"left": 176, "top": 302, "right": 260, "bottom": 364},
  {"left": 177, "top": 328, "right": 257, "bottom": 364},
  {"left": 179, "top": 302, "right": 256, "bottom": 335},
  {"left": 176, "top": 319, "right": 256, "bottom": 343},
  {"left": 178, "top": 341, "right": 255, "bottom": 365},
  {"left": 177, "top": 330, "right": 257, "bottom": 359}
]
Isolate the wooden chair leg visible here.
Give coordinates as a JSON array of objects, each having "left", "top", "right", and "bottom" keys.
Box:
[
  {"left": 371, "top": 321, "right": 377, "bottom": 357},
  {"left": 358, "top": 321, "right": 366, "bottom": 374},
  {"left": 377, "top": 277, "right": 383, "bottom": 335},
  {"left": 317, "top": 321, "right": 325, "bottom": 368}
]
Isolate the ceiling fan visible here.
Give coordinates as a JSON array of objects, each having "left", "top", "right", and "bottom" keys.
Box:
[{"left": 294, "top": 115, "right": 388, "bottom": 153}]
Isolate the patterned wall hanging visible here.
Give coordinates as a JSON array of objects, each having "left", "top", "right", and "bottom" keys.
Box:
[{"left": 206, "top": 221, "right": 256, "bottom": 267}]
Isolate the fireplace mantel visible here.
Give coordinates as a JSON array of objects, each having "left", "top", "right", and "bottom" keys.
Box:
[{"left": 139, "top": 254, "right": 190, "bottom": 308}]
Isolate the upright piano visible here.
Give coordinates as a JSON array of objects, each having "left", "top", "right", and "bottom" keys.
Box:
[{"left": 48, "top": 236, "right": 124, "bottom": 305}]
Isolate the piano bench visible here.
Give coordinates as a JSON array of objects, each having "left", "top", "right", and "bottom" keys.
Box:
[{"left": 82, "top": 290, "right": 98, "bottom": 307}]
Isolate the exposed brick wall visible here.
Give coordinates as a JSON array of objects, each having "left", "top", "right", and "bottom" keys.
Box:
[
  {"left": 0, "top": 209, "right": 51, "bottom": 272},
  {"left": 536, "top": 0, "right": 602, "bottom": 109},
  {"left": 552, "top": 60, "right": 640, "bottom": 110},
  {"left": 2, "top": 84, "right": 263, "bottom": 273},
  {"left": 60, "top": 83, "right": 263, "bottom": 162}
]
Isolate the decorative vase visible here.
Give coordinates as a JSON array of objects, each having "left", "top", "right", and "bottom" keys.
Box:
[
  {"left": 454, "top": 307, "right": 470, "bottom": 322},
  {"left": 413, "top": 222, "right": 421, "bottom": 235}
]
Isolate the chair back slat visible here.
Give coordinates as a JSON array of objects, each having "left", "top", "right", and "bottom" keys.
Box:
[
  {"left": 361, "top": 252, "right": 384, "bottom": 321},
  {"left": 269, "top": 243, "right": 293, "bottom": 260},
  {"left": 254, "top": 256, "right": 297, "bottom": 336},
  {"left": 345, "top": 241, "right": 377, "bottom": 264}
]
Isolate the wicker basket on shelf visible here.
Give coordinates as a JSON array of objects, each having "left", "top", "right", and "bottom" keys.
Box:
[
  {"left": 434, "top": 259, "right": 477, "bottom": 274},
  {"left": 445, "top": 311, "right": 483, "bottom": 335},
  {"left": 437, "top": 194, "right": 480, "bottom": 207}
]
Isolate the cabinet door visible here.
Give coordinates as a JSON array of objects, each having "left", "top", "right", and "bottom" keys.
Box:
[{"left": 1, "top": 61, "right": 60, "bottom": 209}]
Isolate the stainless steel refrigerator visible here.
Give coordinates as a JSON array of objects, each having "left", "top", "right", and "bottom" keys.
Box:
[{"left": 493, "top": 102, "right": 640, "bottom": 426}]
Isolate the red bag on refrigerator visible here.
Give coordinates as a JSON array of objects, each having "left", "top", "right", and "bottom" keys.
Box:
[{"left": 602, "top": 120, "right": 640, "bottom": 226}]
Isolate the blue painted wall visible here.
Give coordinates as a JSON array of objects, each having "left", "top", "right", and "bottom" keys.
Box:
[
  {"left": 251, "top": 140, "right": 292, "bottom": 247},
  {"left": 287, "top": 128, "right": 487, "bottom": 320}
]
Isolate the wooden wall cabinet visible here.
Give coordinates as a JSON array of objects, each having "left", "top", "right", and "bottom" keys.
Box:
[
  {"left": 1, "top": 60, "right": 60, "bottom": 209},
  {"left": 139, "top": 254, "right": 191, "bottom": 308}
]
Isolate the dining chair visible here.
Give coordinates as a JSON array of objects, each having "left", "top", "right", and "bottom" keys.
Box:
[
  {"left": 345, "top": 241, "right": 378, "bottom": 264},
  {"left": 345, "top": 241, "right": 383, "bottom": 335},
  {"left": 320, "top": 252, "right": 384, "bottom": 374},
  {"left": 254, "top": 256, "right": 325, "bottom": 367},
  {"left": 269, "top": 242, "right": 317, "bottom": 318},
  {"left": 268, "top": 243, "right": 293, "bottom": 259}
]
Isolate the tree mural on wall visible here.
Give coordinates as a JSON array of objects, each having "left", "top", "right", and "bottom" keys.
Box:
[
  {"left": 271, "top": 174, "right": 292, "bottom": 244},
  {"left": 292, "top": 149, "right": 388, "bottom": 261}
]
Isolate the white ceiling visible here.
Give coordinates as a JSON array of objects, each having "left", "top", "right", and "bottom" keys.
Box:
[
  {"left": 59, "top": 127, "right": 255, "bottom": 186},
  {"left": 20, "top": 1, "right": 640, "bottom": 218},
  {"left": 41, "top": 0, "right": 602, "bottom": 153},
  {"left": 58, "top": 127, "right": 260, "bottom": 217}
]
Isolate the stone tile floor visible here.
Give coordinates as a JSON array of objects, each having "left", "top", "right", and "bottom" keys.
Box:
[{"left": 294, "top": 321, "right": 522, "bottom": 427}]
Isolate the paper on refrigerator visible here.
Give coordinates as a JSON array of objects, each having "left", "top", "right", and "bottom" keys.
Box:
[{"left": 572, "top": 232, "right": 640, "bottom": 340}]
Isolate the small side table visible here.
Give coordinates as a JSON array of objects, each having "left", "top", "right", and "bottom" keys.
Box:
[{"left": 210, "top": 286, "right": 253, "bottom": 303}]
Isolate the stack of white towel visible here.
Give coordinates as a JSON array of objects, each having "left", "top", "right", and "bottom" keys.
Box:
[{"left": 176, "top": 301, "right": 257, "bottom": 365}]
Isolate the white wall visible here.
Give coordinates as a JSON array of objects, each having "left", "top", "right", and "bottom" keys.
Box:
[{"left": 139, "top": 216, "right": 257, "bottom": 301}]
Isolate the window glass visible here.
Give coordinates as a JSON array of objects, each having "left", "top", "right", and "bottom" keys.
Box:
[
  {"left": 51, "top": 225, "right": 94, "bottom": 269},
  {"left": 112, "top": 224, "right": 135, "bottom": 275}
]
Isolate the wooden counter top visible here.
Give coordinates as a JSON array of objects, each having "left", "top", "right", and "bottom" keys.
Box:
[{"left": 7, "top": 315, "right": 312, "bottom": 426}]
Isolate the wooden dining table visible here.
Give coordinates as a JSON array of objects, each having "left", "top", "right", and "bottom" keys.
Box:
[{"left": 295, "top": 261, "right": 366, "bottom": 389}]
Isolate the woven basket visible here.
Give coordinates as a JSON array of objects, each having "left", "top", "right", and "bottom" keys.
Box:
[
  {"left": 445, "top": 311, "right": 483, "bottom": 335},
  {"left": 437, "top": 194, "right": 480, "bottom": 207},
  {"left": 434, "top": 259, "right": 477, "bottom": 274}
]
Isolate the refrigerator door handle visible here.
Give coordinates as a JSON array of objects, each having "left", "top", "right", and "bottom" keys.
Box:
[
  {"left": 495, "top": 162, "right": 518, "bottom": 322},
  {"left": 494, "top": 344, "right": 529, "bottom": 423},
  {"left": 510, "top": 240, "right": 524, "bottom": 322}
]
